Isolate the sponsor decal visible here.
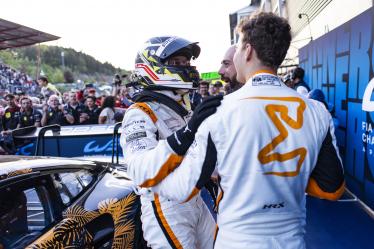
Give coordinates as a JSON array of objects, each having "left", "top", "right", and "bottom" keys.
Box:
[
  {"left": 129, "top": 139, "right": 147, "bottom": 152},
  {"left": 263, "top": 202, "right": 285, "bottom": 209},
  {"left": 126, "top": 132, "right": 147, "bottom": 143},
  {"left": 17, "top": 143, "right": 34, "bottom": 156},
  {"left": 124, "top": 120, "right": 146, "bottom": 133},
  {"left": 362, "top": 78, "right": 374, "bottom": 112},
  {"left": 84, "top": 140, "right": 113, "bottom": 153},
  {"left": 252, "top": 75, "right": 281, "bottom": 87}
]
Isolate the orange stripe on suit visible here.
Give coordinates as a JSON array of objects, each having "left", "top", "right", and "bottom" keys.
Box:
[
  {"left": 140, "top": 154, "right": 183, "bottom": 188},
  {"left": 128, "top": 102, "right": 158, "bottom": 123},
  {"left": 154, "top": 194, "right": 183, "bottom": 249},
  {"left": 306, "top": 178, "right": 345, "bottom": 201}
]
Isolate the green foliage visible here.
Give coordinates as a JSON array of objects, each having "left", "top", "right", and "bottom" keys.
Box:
[
  {"left": 63, "top": 70, "right": 75, "bottom": 83},
  {"left": 0, "top": 45, "right": 129, "bottom": 83}
]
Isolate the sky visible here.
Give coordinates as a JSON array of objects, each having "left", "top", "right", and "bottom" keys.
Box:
[{"left": 0, "top": 0, "right": 250, "bottom": 73}]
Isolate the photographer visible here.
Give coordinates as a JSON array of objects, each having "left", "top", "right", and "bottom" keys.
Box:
[{"left": 111, "top": 74, "right": 122, "bottom": 97}]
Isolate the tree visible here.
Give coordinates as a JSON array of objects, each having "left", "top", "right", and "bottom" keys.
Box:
[{"left": 64, "top": 70, "right": 75, "bottom": 83}]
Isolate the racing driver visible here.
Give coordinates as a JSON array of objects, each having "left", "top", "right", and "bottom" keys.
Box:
[{"left": 120, "top": 36, "right": 220, "bottom": 249}]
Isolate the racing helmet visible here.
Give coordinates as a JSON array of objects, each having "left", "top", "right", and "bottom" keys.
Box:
[{"left": 134, "top": 36, "right": 201, "bottom": 90}]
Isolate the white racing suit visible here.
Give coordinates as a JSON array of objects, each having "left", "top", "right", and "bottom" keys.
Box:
[
  {"left": 127, "top": 72, "right": 345, "bottom": 249},
  {"left": 120, "top": 93, "right": 215, "bottom": 249}
]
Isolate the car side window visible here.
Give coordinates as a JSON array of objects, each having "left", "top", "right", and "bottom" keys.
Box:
[
  {"left": 0, "top": 186, "right": 53, "bottom": 249},
  {"left": 53, "top": 170, "right": 94, "bottom": 205}
]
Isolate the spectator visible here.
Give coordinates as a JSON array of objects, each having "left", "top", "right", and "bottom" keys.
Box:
[
  {"left": 63, "top": 91, "right": 85, "bottom": 125},
  {"left": 308, "top": 89, "right": 339, "bottom": 129},
  {"left": 99, "top": 96, "right": 115, "bottom": 124},
  {"left": 291, "top": 67, "right": 310, "bottom": 95},
  {"left": 80, "top": 96, "right": 100, "bottom": 124},
  {"left": 0, "top": 126, "right": 15, "bottom": 154},
  {"left": 38, "top": 76, "right": 61, "bottom": 100},
  {"left": 96, "top": 95, "right": 105, "bottom": 107},
  {"left": 118, "top": 87, "right": 133, "bottom": 108},
  {"left": 87, "top": 88, "right": 96, "bottom": 97},
  {"left": 0, "top": 63, "right": 36, "bottom": 96},
  {"left": 2, "top": 94, "right": 20, "bottom": 131},
  {"left": 210, "top": 81, "right": 224, "bottom": 96},
  {"left": 218, "top": 45, "right": 243, "bottom": 93},
  {"left": 191, "top": 80, "right": 210, "bottom": 107},
  {"left": 62, "top": 91, "right": 69, "bottom": 104},
  {"left": 76, "top": 90, "right": 85, "bottom": 104},
  {"left": 283, "top": 73, "right": 292, "bottom": 88},
  {"left": 0, "top": 94, "right": 19, "bottom": 154},
  {"left": 41, "top": 95, "right": 66, "bottom": 126},
  {"left": 308, "top": 89, "right": 328, "bottom": 109},
  {"left": 17, "top": 96, "right": 42, "bottom": 128},
  {"left": 113, "top": 112, "right": 124, "bottom": 123}
]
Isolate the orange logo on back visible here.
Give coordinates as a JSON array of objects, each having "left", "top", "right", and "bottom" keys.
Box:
[{"left": 246, "top": 97, "right": 307, "bottom": 177}]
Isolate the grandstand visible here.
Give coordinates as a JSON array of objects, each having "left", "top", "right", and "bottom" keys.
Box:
[{"left": 0, "top": 18, "right": 59, "bottom": 95}]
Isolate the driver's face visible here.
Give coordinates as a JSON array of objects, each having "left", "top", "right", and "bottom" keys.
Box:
[{"left": 166, "top": 55, "right": 190, "bottom": 66}]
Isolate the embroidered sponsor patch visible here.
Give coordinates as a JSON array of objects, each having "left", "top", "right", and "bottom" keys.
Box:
[
  {"left": 126, "top": 131, "right": 147, "bottom": 142},
  {"left": 124, "top": 120, "right": 146, "bottom": 133},
  {"left": 124, "top": 120, "right": 145, "bottom": 128},
  {"left": 252, "top": 75, "right": 281, "bottom": 86},
  {"left": 129, "top": 139, "right": 147, "bottom": 152}
]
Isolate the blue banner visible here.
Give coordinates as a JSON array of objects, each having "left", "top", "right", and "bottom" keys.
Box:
[{"left": 299, "top": 7, "right": 374, "bottom": 209}]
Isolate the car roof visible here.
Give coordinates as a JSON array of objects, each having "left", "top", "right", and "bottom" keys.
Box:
[{"left": 0, "top": 156, "right": 103, "bottom": 181}]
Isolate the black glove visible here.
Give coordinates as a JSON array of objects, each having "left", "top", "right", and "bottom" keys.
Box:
[{"left": 167, "top": 95, "right": 223, "bottom": 155}]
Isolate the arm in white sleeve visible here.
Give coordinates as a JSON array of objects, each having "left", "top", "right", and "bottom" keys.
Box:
[
  {"left": 296, "top": 86, "right": 309, "bottom": 96},
  {"left": 120, "top": 107, "right": 183, "bottom": 187},
  {"left": 151, "top": 120, "right": 218, "bottom": 202}
]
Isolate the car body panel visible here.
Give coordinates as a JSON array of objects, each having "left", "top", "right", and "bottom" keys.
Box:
[{"left": 0, "top": 156, "right": 144, "bottom": 249}]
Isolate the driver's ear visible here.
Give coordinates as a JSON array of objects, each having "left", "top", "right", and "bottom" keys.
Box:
[{"left": 245, "top": 43, "right": 252, "bottom": 62}]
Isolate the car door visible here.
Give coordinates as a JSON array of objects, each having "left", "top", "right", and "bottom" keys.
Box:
[
  {"left": 25, "top": 168, "right": 99, "bottom": 248},
  {"left": 47, "top": 167, "right": 147, "bottom": 249},
  {"left": 0, "top": 174, "right": 56, "bottom": 249}
]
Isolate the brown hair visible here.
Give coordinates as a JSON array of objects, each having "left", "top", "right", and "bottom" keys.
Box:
[
  {"left": 236, "top": 12, "right": 291, "bottom": 69},
  {"left": 199, "top": 80, "right": 210, "bottom": 87},
  {"left": 20, "top": 96, "right": 31, "bottom": 104}
]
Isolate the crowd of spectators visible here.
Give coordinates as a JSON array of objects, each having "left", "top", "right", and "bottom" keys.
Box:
[
  {"left": 0, "top": 70, "right": 134, "bottom": 154},
  {"left": 0, "top": 62, "right": 39, "bottom": 95},
  {"left": 0, "top": 58, "right": 330, "bottom": 155}
]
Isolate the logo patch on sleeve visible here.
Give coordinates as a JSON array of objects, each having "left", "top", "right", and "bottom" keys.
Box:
[{"left": 126, "top": 131, "right": 147, "bottom": 142}]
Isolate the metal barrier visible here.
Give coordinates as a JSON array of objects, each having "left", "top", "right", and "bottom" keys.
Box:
[
  {"left": 34, "top": 124, "right": 61, "bottom": 156},
  {"left": 111, "top": 122, "right": 122, "bottom": 164}
]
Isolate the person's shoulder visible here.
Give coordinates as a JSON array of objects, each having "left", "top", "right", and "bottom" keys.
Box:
[
  {"left": 124, "top": 103, "right": 157, "bottom": 124},
  {"left": 94, "top": 106, "right": 101, "bottom": 113},
  {"left": 100, "top": 107, "right": 108, "bottom": 113},
  {"left": 34, "top": 108, "right": 43, "bottom": 116},
  {"left": 307, "top": 98, "right": 331, "bottom": 122},
  {"left": 47, "top": 83, "right": 57, "bottom": 90}
]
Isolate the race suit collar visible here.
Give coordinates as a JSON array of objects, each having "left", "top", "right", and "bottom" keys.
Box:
[
  {"left": 251, "top": 69, "right": 277, "bottom": 77},
  {"left": 244, "top": 71, "right": 283, "bottom": 88}
]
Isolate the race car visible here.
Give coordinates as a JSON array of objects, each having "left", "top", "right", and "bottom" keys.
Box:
[{"left": 0, "top": 156, "right": 147, "bottom": 249}]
